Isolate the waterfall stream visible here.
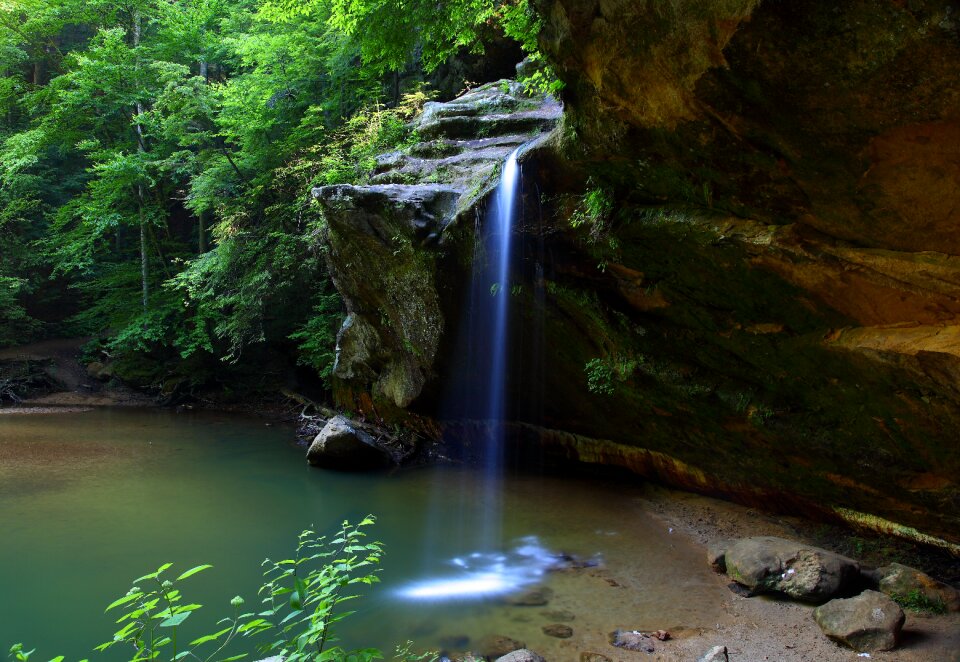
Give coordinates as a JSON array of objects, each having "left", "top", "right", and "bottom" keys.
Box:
[{"left": 397, "top": 148, "right": 561, "bottom": 601}]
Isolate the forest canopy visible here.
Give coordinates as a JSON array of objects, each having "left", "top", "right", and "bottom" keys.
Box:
[{"left": 0, "top": 0, "right": 545, "bottom": 394}]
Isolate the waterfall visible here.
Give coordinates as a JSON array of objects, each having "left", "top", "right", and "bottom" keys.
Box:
[
  {"left": 398, "top": 148, "right": 555, "bottom": 602},
  {"left": 478, "top": 147, "right": 521, "bottom": 544}
]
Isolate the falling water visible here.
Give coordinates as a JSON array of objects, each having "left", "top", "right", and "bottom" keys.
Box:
[
  {"left": 479, "top": 146, "right": 521, "bottom": 544},
  {"left": 399, "top": 148, "right": 546, "bottom": 601}
]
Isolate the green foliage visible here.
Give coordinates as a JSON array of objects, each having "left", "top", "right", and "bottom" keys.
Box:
[
  {"left": 0, "top": 277, "right": 42, "bottom": 347},
  {"left": 10, "top": 518, "right": 407, "bottom": 662},
  {"left": 0, "top": 0, "right": 552, "bottom": 393},
  {"left": 570, "top": 180, "right": 614, "bottom": 239},
  {"left": 245, "top": 517, "right": 384, "bottom": 660},
  {"left": 585, "top": 354, "right": 641, "bottom": 395},
  {"left": 584, "top": 358, "right": 615, "bottom": 395},
  {"left": 290, "top": 290, "right": 342, "bottom": 382},
  {"left": 891, "top": 589, "right": 948, "bottom": 615}
]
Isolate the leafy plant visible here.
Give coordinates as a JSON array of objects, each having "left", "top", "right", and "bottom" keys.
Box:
[
  {"left": 244, "top": 517, "right": 384, "bottom": 661},
  {"left": 892, "top": 589, "right": 948, "bottom": 615},
  {"left": 10, "top": 517, "right": 393, "bottom": 662},
  {"left": 569, "top": 181, "right": 614, "bottom": 244}
]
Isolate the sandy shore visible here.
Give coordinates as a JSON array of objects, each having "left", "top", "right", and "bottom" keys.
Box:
[{"left": 628, "top": 486, "right": 960, "bottom": 662}]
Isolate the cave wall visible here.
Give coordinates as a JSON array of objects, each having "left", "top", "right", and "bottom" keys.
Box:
[
  {"left": 315, "top": 0, "right": 960, "bottom": 546},
  {"left": 519, "top": 0, "right": 960, "bottom": 542}
]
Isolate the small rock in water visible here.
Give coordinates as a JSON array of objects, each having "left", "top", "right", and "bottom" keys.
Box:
[
  {"left": 540, "top": 609, "right": 576, "bottom": 621},
  {"left": 654, "top": 629, "right": 670, "bottom": 641},
  {"left": 579, "top": 654, "right": 612, "bottom": 662},
  {"left": 549, "top": 552, "right": 602, "bottom": 571},
  {"left": 478, "top": 634, "right": 526, "bottom": 659},
  {"left": 697, "top": 645, "right": 728, "bottom": 662},
  {"left": 609, "top": 629, "right": 656, "bottom": 653},
  {"left": 813, "top": 590, "right": 905, "bottom": 652},
  {"left": 494, "top": 649, "right": 546, "bottom": 662},
  {"left": 542, "top": 623, "right": 573, "bottom": 638},
  {"left": 506, "top": 586, "right": 553, "bottom": 606}
]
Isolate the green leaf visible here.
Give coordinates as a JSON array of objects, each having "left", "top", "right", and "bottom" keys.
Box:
[
  {"left": 159, "top": 612, "right": 191, "bottom": 627},
  {"left": 175, "top": 564, "right": 213, "bottom": 581},
  {"left": 189, "top": 626, "right": 233, "bottom": 645},
  {"left": 105, "top": 591, "right": 144, "bottom": 612}
]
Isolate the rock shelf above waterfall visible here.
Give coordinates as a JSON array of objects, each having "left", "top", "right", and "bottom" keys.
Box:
[{"left": 311, "top": 80, "right": 560, "bottom": 411}]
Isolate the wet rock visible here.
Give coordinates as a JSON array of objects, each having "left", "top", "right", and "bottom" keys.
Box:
[
  {"left": 494, "top": 649, "right": 546, "bottom": 662},
  {"left": 579, "top": 654, "right": 612, "bottom": 662},
  {"left": 813, "top": 590, "right": 905, "bottom": 652},
  {"left": 505, "top": 586, "right": 553, "bottom": 606},
  {"left": 540, "top": 609, "right": 575, "bottom": 621},
  {"left": 549, "top": 552, "right": 602, "bottom": 571},
  {"left": 478, "top": 634, "right": 526, "bottom": 659},
  {"left": 542, "top": 623, "right": 573, "bottom": 638},
  {"left": 722, "top": 537, "right": 860, "bottom": 603},
  {"left": 305, "top": 415, "right": 393, "bottom": 470},
  {"left": 877, "top": 562, "right": 960, "bottom": 612},
  {"left": 697, "top": 645, "right": 728, "bottom": 662},
  {"left": 609, "top": 629, "right": 655, "bottom": 653}
]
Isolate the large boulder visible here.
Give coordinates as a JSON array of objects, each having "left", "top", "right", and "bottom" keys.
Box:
[
  {"left": 721, "top": 537, "right": 860, "bottom": 603},
  {"left": 877, "top": 562, "right": 960, "bottom": 613},
  {"left": 813, "top": 590, "right": 905, "bottom": 652},
  {"left": 306, "top": 416, "right": 393, "bottom": 471}
]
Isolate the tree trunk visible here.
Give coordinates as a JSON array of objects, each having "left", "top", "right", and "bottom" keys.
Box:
[
  {"left": 134, "top": 11, "right": 148, "bottom": 312},
  {"left": 139, "top": 194, "right": 148, "bottom": 312}
]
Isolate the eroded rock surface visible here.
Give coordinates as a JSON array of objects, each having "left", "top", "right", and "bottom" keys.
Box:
[{"left": 813, "top": 590, "right": 905, "bottom": 652}]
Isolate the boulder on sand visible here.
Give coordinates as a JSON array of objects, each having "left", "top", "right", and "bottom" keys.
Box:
[
  {"left": 720, "top": 536, "right": 860, "bottom": 603},
  {"left": 813, "top": 590, "right": 905, "bottom": 652}
]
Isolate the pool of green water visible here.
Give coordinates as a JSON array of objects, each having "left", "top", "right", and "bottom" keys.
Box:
[{"left": 0, "top": 407, "right": 729, "bottom": 659}]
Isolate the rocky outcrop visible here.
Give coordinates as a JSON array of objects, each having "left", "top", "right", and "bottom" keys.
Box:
[
  {"left": 306, "top": 415, "right": 394, "bottom": 470},
  {"left": 512, "top": 0, "right": 960, "bottom": 544},
  {"left": 311, "top": 0, "right": 960, "bottom": 547},
  {"left": 313, "top": 81, "right": 560, "bottom": 412},
  {"left": 813, "top": 590, "right": 905, "bottom": 652},
  {"left": 719, "top": 537, "right": 861, "bottom": 603}
]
